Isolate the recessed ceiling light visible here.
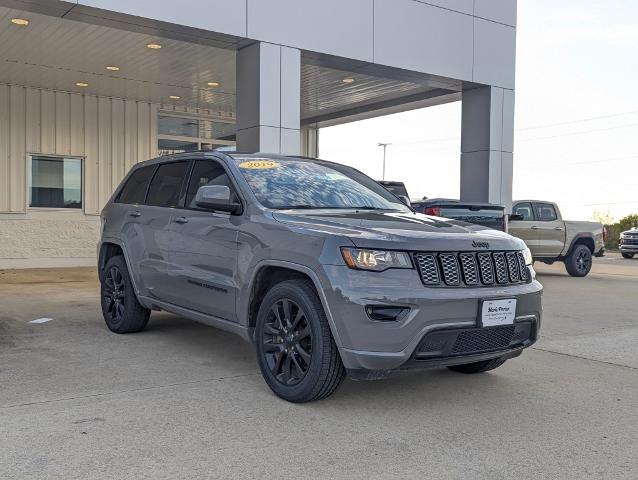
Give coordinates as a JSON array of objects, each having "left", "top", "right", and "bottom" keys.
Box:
[
  {"left": 169, "top": 95, "right": 181, "bottom": 100},
  {"left": 105, "top": 65, "right": 120, "bottom": 71},
  {"left": 342, "top": 78, "right": 355, "bottom": 84},
  {"left": 75, "top": 82, "right": 89, "bottom": 87},
  {"left": 11, "top": 18, "right": 29, "bottom": 26},
  {"left": 146, "top": 43, "right": 162, "bottom": 49},
  {"left": 207, "top": 82, "right": 220, "bottom": 87}
]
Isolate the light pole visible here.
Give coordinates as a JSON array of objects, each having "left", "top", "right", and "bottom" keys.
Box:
[{"left": 377, "top": 142, "right": 391, "bottom": 180}]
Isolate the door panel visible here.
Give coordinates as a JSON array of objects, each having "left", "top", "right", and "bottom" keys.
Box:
[
  {"left": 132, "top": 160, "right": 189, "bottom": 300},
  {"left": 124, "top": 205, "right": 173, "bottom": 299},
  {"left": 508, "top": 202, "right": 541, "bottom": 255},
  {"left": 163, "top": 158, "right": 240, "bottom": 321},
  {"left": 165, "top": 210, "right": 239, "bottom": 321},
  {"left": 533, "top": 203, "right": 565, "bottom": 256}
]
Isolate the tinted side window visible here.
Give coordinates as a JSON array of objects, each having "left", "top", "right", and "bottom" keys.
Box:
[
  {"left": 185, "top": 160, "right": 238, "bottom": 209},
  {"left": 146, "top": 162, "right": 189, "bottom": 207},
  {"left": 535, "top": 203, "right": 557, "bottom": 221},
  {"left": 117, "top": 165, "right": 156, "bottom": 204},
  {"left": 513, "top": 202, "right": 534, "bottom": 221}
]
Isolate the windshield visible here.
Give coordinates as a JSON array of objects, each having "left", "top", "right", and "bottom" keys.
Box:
[{"left": 233, "top": 157, "right": 410, "bottom": 211}]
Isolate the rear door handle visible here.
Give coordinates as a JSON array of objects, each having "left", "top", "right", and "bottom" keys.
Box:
[
  {"left": 530, "top": 226, "right": 539, "bottom": 230},
  {"left": 554, "top": 227, "right": 563, "bottom": 231},
  {"left": 129, "top": 211, "right": 141, "bottom": 218},
  {"left": 174, "top": 216, "right": 188, "bottom": 224}
]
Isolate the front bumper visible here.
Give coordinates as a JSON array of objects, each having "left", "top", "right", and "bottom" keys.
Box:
[
  {"left": 619, "top": 243, "right": 638, "bottom": 253},
  {"left": 315, "top": 264, "right": 543, "bottom": 374}
]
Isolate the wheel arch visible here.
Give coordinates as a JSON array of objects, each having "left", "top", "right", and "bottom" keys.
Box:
[
  {"left": 243, "top": 261, "right": 343, "bottom": 348},
  {"left": 566, "top": 234, "right": 595, "bottom": 256},
  {"left": 98, "top": 240, "right": 146, "bottom": 305}
]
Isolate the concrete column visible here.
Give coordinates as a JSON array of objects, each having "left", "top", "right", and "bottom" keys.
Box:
[
  {"left": 300, "top": 126, "right": 319, "bottom": 158},
  {"left": 236, "top": 42, "right": 301, "bottom": 154},
  {"left": 460, "top": 86, "right": 515, "bottom": 211}
]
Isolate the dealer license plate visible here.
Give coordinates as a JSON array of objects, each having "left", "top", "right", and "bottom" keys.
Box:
[{"left": 481, "top": 299, "right": 517, "bottom": 327}]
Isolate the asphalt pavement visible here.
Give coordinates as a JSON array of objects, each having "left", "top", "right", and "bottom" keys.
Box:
[{"left": 1, "top": 253, "right": 637, "bottom": 479}]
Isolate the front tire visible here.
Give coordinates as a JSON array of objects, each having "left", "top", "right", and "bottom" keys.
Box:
[
  {"left": 622, "top": 252, "right": 635, "bottom": 259},
  {"left": 564, "top": 244, "right": 592, "bottom": 277},
  {"left": 255, "top": 280, "right": 345, "bottom": 402},
  {"left": 447, "top": 357, "right": 507, "bottom": 374},
  {"left": 100, "top": 255, "right": 150, "bottom": 333}
]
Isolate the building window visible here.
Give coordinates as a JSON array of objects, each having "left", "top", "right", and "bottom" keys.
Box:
[
  {"left": 28, "top": 155, "right": 83, "bottom": 209},
  {"left": 157, "top": 113, "right": 236, "bottom": 155}
]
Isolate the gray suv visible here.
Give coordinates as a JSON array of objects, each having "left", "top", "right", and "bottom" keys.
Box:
[{"left": 99, "top": 152, "right": 543, "bottom": 402}]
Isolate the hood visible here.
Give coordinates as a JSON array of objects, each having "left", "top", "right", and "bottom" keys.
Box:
[{"left": 272, "top": 210, "right": 524, "bottom": 251}]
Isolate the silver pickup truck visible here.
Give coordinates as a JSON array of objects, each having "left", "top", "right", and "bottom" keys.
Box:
[{"left": 509, "top": 200, "right": 605, "bottom": 277}]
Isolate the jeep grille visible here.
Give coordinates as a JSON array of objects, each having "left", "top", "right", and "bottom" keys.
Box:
[{"left": 414, "top": 251, "right": 528, "bottom": 287}]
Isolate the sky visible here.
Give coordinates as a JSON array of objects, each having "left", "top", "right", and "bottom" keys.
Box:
[{"left": 319, "top": 0, "right": 638, "bottom": 222}]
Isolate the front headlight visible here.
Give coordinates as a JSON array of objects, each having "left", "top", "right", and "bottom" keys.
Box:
[
  {"left": 341, "top": 247, "right": 413, "bottom": 271},
  {"left": 522, "top": 247, "right": 533, "bottom": 266}
]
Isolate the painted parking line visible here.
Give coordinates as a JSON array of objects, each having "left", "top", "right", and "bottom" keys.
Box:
[{"left": 29, "top": 318, "right": 53, "bottom": 324}]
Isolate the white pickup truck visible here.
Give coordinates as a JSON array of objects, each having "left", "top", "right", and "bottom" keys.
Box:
[{"left": 509, "top": 200, "right": 605, "bottom": 277}]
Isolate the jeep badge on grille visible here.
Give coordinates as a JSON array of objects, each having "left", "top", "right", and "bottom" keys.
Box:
[{"left": 472, "top": 241, "right": 490, "bottom": 249}]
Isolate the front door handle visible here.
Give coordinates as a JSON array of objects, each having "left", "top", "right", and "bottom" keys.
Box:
[
  {"left": 129, "top": 211, "right": 141, "bottom": 218},
  {"left": 174, "top": 216, "right": 188, "bottom": 224},
  {"left": 530, "top": 226, "right": 539, "bottom": 230}
]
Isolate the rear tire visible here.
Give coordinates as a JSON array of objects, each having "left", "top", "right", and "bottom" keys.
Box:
[
  {"left": 621, "top": 253, "right": 635, "bottom": 259},
  {"left": 255, "top": 279, "right": 345, "bottom": 402},
  {"left": 564, "top": 244, "right": 592, "bottom": 277},
  {"left": 447, "top": 357, "right": 507, "bottom": 374},
  {"left": 100, "top": 255, "right": 150, "bottom": 333}
]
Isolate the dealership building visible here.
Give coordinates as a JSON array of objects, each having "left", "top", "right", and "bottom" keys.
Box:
[{"left": 0, "top": 0, "right": 516, "bottom": 268}]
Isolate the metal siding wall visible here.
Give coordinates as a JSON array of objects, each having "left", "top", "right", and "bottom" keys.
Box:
[
  {"left": 40, "top": 90, "right": 56, "bottom": 154},
  {"left": 25, "top": 89, "right": 41, "bottom": 154},
  {"left": 70, "top": 94, "right": 84, "bottom": 156},
  {"left": 0, "top": 84, "right": 157, "bottom": 214},
  {"left": 9, "top": 86, "right": 26, "bottom": 212},
  {"left": 84, "top": 95, "right": 99, "bottom": 215},
  {"left": 0, "top": 85, "right": 9, "bottom": 211},
  {"left": 97, "top": 96, "right": 112, "bottom": 210},
  {"left": 55, "top": 91, "right": 71, "bottom": 155},
  {"left": 111, "top": 98, "right": 125, "bottom": 189},
  {"left": 124, "top": 100, "right": 138, "bottom": 173}
]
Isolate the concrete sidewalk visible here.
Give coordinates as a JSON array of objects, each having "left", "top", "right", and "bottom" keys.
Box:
[{"left": 1, "top": 260, "right": 637, "bottom": 479}]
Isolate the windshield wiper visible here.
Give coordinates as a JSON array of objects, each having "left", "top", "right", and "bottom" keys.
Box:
[{"left": 274, "top": 205, "right": 322, "bottom": 210}]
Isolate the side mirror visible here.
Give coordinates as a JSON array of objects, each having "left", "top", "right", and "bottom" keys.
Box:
[
  {"left": 397, "top": 195, "right": 411, "bottom": 206},
  {"left": 195, "top": 185, "right": 241, "bottom": 214},
  {"left": 509, "top": 214, "right": 524, "bottom": 221}
]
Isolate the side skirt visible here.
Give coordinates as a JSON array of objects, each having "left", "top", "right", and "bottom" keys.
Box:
[{"left": 138, "top": 296, "right": 252, "bottom": 342}]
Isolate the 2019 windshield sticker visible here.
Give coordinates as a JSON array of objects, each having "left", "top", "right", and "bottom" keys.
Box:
[{"left": 239, "top": 160, "right": 280, "bottom": 170}]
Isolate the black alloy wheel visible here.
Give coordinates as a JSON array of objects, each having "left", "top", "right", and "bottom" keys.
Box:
[
  {"left": 255, "top": 279, "right": 345, "bottom": 402},
  {"left": 565, "top": 244, "right": 593, "bottom": 277},
  {"left": 100, "top": 255, "right": 150, "bottom": 333},
  {"left": 575, "top": 248, "right": 591, "bottom": 274},
  {"left": 261, "top": 298, "right": 312, "bottom": 386},
  {"left": 103, "top": 265, "right": 126, "bottom": 323}
]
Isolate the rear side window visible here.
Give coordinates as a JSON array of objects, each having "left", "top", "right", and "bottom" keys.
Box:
[
  {"left": 513, "top": 202, "right": 534, "bottom": 221},
  {"left": 535, "top": 203, "right": 557, "bottom": 221},
  {"left": 117, "top": 165, "right": 156, "bottom": 204},
  {"left": 146, "top": 162, "right": 189, "bottom": 207}
]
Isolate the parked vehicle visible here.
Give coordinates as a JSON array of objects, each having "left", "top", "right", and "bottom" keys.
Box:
[
  {"left": 412, "top": 198, "right": 507, "bottom": 232},
  {"left": 619, "top": 227, "right": 638, "bottom": 259},
  {"left": 99, "top": 153, "right": 543, "bottom": 402},
  {"left": 376, "top": 182, "right": 508, "bottom": 232},
  {"left": 377, "top": 180, "right": 410, "bottom": 200},
  {"left": 509, "top": 200, "right": 605, "bottom": 277}
]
